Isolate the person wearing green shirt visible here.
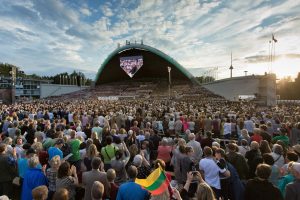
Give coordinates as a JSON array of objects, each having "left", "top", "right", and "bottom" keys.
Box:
[
  {"left": 101, "top": 136, "right": 118, "bottom": 171},
  {"left": 272, "top": 128, "right": 289, "bottom": 146},
  {"left": 68, "top": 131, "right": 82, "bottom": 171}
]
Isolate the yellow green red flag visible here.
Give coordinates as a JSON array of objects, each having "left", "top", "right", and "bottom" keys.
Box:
[{"left": 135, "top": 167, "right": 169, "bottom": 195}]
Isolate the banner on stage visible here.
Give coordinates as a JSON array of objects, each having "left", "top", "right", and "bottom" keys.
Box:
[{"left": 98, "top": 96, "right": 119, "bottom": 101}]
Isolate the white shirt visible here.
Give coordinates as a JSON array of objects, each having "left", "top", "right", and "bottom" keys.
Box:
[
  {"left": 68, "top": 113, "right": 74, "bottom": 123},
  {"left": 76, "top": 131, "right": 87, "bottom": 139},
  {"left": 238, "top": 145, "right": 250, "bottom": 157},
  {"left": 98, "top": 115, "right": 105, "bottom": 127},
  {"left": 244, "top": 120, "right": 254, "bottom": 133},
  {"left": 223, "top": 123, "right": 232, "bottom": 135},
  {"left": 199, "top": 157, "right": 226, "bottom": 189},
  {"left": 168, "top": 120, "right": 175, "bottom": 130},
  {"left": 271, "top": 152, "right": 285, "bottom": 168}
]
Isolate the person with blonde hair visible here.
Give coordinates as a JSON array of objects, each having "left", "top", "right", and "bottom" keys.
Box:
[
  {"left": 32, "top": 141, "right": 49, "bottom": 166},
  {"left": 84, "top": 144, "right": 100, "bottom": 171},
  {"left": 46, "top": 155, "right": 61, "bottom": 199},
  {"left": 32, "top": 185, "right": 48, "bottom": 200},
  {"left": 196, "top": 182, "right": 216, "bottom": 200},
  {"left": 91, "top": 181, "right": 104, "bottom": 200},
  {"left": 91, "top": 132, "right": 102, "bottom": 152},
  {"left": 106, "top": 169, "right": 119, "bottom": 200},
  {"left": 53, "top": 188, "right": 69, "bottom": 200}
]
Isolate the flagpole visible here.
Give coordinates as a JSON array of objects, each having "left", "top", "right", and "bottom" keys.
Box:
[
  {"left": 268, "top": 40, "right": 272, "bottom": 73},
  {"left": 271, "top": 39, "right": 274, "bottom": 73}
]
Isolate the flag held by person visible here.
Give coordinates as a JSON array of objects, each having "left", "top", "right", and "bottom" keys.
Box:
[{"left": 135, "top": 166, "right": 169, "bottom": 195}]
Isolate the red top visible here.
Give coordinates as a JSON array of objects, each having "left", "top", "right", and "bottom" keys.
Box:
[
  {"left": 251, "top": 134, "right": 262, "bottom": 143},
  {"left": 157, "top": 146, "right": 172, "bottom": 163}
]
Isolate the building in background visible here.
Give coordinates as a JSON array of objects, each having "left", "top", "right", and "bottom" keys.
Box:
[{"left": 202, "top": 74, "right": 277, "bottom": 106}]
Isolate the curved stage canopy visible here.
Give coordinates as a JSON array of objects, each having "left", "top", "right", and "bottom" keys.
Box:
[{"left": 95, "top": 44, "right": 195, "bottom": 85}]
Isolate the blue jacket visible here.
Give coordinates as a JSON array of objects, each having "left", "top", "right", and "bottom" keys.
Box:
[
  {"left": 116, "top": 181, "right": 149, "bottom": 200},
  {"left": 21, "top": 168, "right": 48, "bottom": 200}
]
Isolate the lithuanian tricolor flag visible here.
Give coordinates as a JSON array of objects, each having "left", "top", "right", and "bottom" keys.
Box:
[{"left": 135, "top": 167, "right": 169, "bottom": 195}]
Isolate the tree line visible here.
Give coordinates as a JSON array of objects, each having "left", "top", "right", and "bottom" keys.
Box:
[
  {"left": 0, "top": 63, "right": 92, "bottom": 86},
  {"left": 277, "top": 73, "right": 300, "bottom": 100}
]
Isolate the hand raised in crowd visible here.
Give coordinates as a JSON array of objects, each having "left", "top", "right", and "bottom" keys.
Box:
[{"left": 70, "top": 165, "right": 77, "bottom": 176}]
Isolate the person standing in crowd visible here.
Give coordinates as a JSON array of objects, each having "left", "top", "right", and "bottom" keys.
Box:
[
  {"left": 285, "top": 162, "right": 300, "bottom": 200},
  {"left": 244, "top": 116, "right": 255, "bottom": 136},
  {"left": 251, "top": 128, "right": 263, "bottom": 143},
  {"left": 101, "top": 136, "right": 118, "bottom": 171},
  {"left": 48, "top": 138, "right": 64, "bottom": 160},
  {"left": 174, "top": 118, "right": 183, "bottom": 135},
  {"left": 212, "top": 115, "right": 221, "bottom": 138},
  {"left": 92, "top": 122, "right": 103, "bottom": 143},
  {"left": 199, "top": 146, "right": 229, "bottom": 199},
  {"left": 53, "top": 188, "right": 69, "bottom": 200},
  {"left": 238, "top": 139, "right": 250, "bottom": 157},
  {"left": 116, "top": 165, "right": 149, "bottom": 200},
  {"left": 245, "top": 141, "right": 263, "bottom": 179},
  {"left": 223, "top": 118, "right": 232, "bottom": 140},
  {"left": 106, "top": 169, "right": 119, "bottom": 200},
  {"left": 272, "top": 128, "right": 290, "bottom": 147},
  {"left": 32, "top": 185, "right": 48, "bottom": 200},
  {"left": 226, "top": 143, "right": 249, "bottom": 181},
  {"left": 187, "top": 133, "right": 203, "bottom": 164},
  {"left": 0, "top": 143, "right": 17, "bottom": 198},
  {"left": 262, "top": 153, "right": 280, "bottom": 186},
  {"left": 271, "top": 144, "right": 285, "bottom": 169},
  {"left": 201, "top": 131, "right": 214, "bottom": 149},
  {"left": 56, "top": 162, "right": 78, "bottom": 200},
  {"left": 82, "top": 157, "right": 109, "bottom": 200},
  {"left": 68, "top": 131, "right": 82, "bottom": 172},
  {"left": 157, "top": 138, "right": 172, "bottom": 169},
  {"left": 21, "top": 155, "right": 48, "bottom": 200},
  {"left": 46, "top": 155, "right": 61, "bottom": 200},
  {"left": 111, "top": 145, "right": 130, "bottom": 185},
  {"left": 244, "top": 164, "right": 283, "bottom": 200}
]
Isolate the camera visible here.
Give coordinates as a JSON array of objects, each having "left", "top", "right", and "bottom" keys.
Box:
[{"left": 191, "top": 171, "right": 198, "bottom": 176}]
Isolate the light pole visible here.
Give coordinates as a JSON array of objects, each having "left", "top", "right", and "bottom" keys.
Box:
[
  {"left": 244, "top": 71, "right": 248, "bottom": 76},
  {"left": 167, "top": 66, "right": 171, "bottom": 100}
]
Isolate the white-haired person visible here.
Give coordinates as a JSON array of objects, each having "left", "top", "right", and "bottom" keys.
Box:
[
  {"left": 21, "top": 155, "right": 48, "bottom": 200},
  {"left": 132, "top": 153, "right": 151, "bottom": 179},
  {"left": 271, "top": 144, "right": 285, "bottom": 169},
  {"left": 285, "top": 162, "right": 300, "bottom": 200},
  {"left": 187, "top": 132, "right": 203, "bottom": 164},
  {"left": 46, "top": 155, "right": 61, "bottom": 199},
  {"left": 245, "top": 141, "right": 263, "bottom": 179}
]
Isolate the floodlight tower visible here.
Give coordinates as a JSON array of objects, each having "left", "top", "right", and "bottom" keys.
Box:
[{"left": 229, "top": 52, "right": 233, "bottom": 78}]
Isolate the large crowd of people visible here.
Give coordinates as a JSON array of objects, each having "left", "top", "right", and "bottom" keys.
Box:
[{"left": 0, "top": 96, "right": 300, "bottom": 200}]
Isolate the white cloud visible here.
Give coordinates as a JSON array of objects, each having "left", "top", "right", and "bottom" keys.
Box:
[
  {"left": 101, "top": 5, "right": 113, "bottom": 17},
  {"left": 0, "top": 0, "right": 299, "bottom": 79},
  {"left": 80, "top": 7, "right": 91, "bottom": 16}
]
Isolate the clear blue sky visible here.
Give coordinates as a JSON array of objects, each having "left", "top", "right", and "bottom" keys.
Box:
[{"left": 0, "top": 0, "right": 299, "bottom": 79}]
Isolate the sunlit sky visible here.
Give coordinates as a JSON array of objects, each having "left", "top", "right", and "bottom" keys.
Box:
[{"left": 0, "top": 0, "right": 299, "bottom": 80}]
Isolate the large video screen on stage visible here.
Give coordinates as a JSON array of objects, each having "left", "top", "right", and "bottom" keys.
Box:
[{"left": 120, "top": 56, "right": 143, "bottom": 78}]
